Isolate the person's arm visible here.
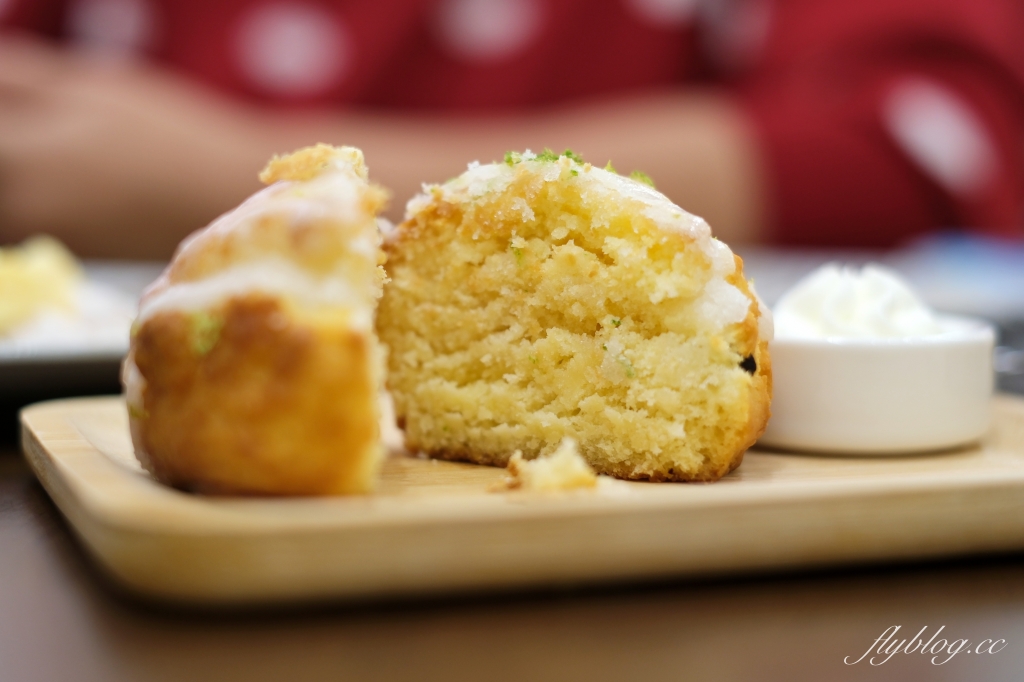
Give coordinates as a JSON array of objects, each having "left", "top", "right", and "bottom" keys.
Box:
[
  {"left": 0, "top": 36, "right": 764, "bottom": 259},
  {"left": 291, "top": 92, "right": 765, "bottom": 244}
]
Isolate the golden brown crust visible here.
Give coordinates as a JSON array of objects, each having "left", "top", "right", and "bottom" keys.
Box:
[
  {"left": 743, "top": 338, "right": 773, "bottom": 448},
  {"left": 259, "top": 143, "right": 368, "bottom": 184},
  {"left": 130, "top": 294, "right": 380, "bottom": 495},
  {"left": 381, "top": 167, "right": 773, "bottom": 485}
]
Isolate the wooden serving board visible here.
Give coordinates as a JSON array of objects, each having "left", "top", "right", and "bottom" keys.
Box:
[{"left": 21, "top": 395, "right": 1024, "bottom": 607}]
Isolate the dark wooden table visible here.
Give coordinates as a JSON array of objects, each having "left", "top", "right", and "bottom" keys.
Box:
[{"left": 3, "top": 409, "right": 1024, "bottom": 682}]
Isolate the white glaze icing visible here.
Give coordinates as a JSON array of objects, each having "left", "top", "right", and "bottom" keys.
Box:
[
  {"left": 140, "top": 146, "right": 380, "bottom": 324},
  {"left": 403, "top": 153, "right": 753, "bottom": 331},
  {"left": 126, "top": 147, "right": 381, "bottom": 417},
  {"left": 122, "top": 354, "right": 144, "bottom": 411},
  {"left": 137, "top": 257, "right": 372, "bottom": 329}
]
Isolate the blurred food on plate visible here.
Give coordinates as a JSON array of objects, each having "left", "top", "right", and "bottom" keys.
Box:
[
  {"left": 0, "top": 0, "right": 1021, "bottom": 257},
  {"left": 0, "top": 236, "right": 134, "bottom": 357}
]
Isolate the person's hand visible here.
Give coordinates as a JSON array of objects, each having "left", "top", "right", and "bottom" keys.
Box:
[{"left": 0, "top": 35, "right": 272, "bottom": 258}]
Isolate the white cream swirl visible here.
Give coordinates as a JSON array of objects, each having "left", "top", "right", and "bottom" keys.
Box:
[{"left": 773, "top": 263, "right": 944, "bottom": 339}]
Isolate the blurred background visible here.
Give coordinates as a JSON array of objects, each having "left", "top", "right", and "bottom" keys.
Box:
[
  {"left": 0, "top": 0, "right": 1023, "bottom": 422},
  {"left": 1, "top": 9, "right": 1024, "bottom": 680}
]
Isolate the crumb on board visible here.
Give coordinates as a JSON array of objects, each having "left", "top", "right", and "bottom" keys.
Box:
[{"left": 493, "top": 438, "right": 598, "bottom": 492}]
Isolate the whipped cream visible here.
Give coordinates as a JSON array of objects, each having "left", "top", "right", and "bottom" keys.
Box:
[{"left": 773, "top": 263, "right": 944, "bottom": 339}]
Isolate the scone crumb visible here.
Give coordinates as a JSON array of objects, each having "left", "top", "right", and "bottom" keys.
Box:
[
  {"left": 260, "top": 143, "right": 368, "bottom": 184},
  {"left": 495, "top": 438, "right": 598, "bottom": 492}
]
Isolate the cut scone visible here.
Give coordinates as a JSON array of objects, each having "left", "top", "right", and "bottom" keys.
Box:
[
  {"left": 124, "top": 144, "right": 389, "bottom": 495},
  {"left": 377, "top": 150, "right": 772, "bottom": 482}
]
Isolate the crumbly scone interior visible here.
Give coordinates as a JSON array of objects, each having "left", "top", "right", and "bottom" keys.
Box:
[{"left": 379, "top": 157, "right": 768, "bottom": 480}]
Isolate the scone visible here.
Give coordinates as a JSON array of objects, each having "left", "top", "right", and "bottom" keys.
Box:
[
  {"left": 377, "top": 150, "right": 772, "bottom": 482},
  {"left": 124, "top": 144, "right": 389, "bottom": 495}
]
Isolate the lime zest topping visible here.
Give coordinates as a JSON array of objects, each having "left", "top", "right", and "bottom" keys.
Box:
[
  {"left": 630, "top": 170, "right": 655, "bottom": 188},
  {"left": 604, "top": 160, "right": 617, "bottom": 173},
  {"left": 562, "top": 149, "right": 585, "bottom": 164},
  {"left": 510, "top": 235, "right": 527, "bottom": 264},
  {"left": 127, "top": 403, "right": 149, "bottom": 420},
  {"left": 611, "top": 318, "right": 621, "bottom": 327},
  {"left": 190, "top": 311, "right": 223, "bottom": 356},
  {"left": 506, "top": 148, "right": 584, "bottom": 165}
]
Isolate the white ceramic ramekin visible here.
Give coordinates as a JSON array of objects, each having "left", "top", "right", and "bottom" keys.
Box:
[{"left": 759, "top": 316, "right": 995, "bottom": 454}]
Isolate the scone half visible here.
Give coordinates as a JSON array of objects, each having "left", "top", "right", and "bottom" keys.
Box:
[{"left": 378, "top": 151, "right": 771, "bottom": 482}]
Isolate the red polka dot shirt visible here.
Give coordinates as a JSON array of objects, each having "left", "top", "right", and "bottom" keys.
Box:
[{"left": 4, "top": 0, "right": 1024, "bottom": 247}]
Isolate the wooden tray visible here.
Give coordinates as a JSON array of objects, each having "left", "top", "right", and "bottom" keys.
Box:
[{"left": 21, "top": 395, "right": 1024, "bottom": 607}]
